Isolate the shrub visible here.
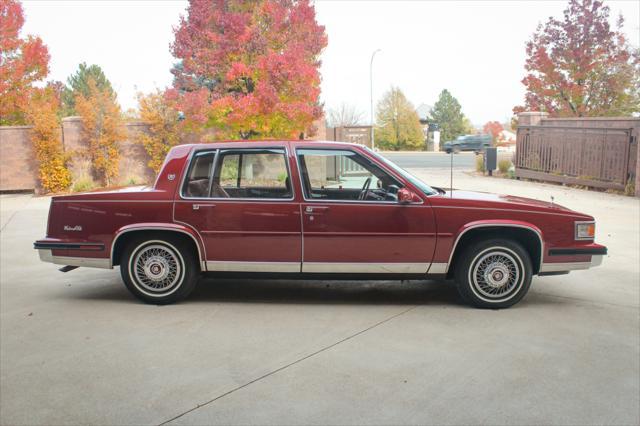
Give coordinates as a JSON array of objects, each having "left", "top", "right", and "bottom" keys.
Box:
[
  {"left": 72, "top": 177, "right": 95, "bottom": 193},
  {"left": 135, "top": 90, "right": 182, "bottom": 173},
  {"left": 475, "top": 155, "right": 485, "bottom": 172},
  {"left": 498, "top": 159, "right": 512, "bottom": 174},
  {"left": 26, "top": 87, "right": 72, "bottom": 193}
]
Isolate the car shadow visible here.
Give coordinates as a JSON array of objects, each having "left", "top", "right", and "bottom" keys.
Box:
[
  {"left": 187, "top": 278, "right": 463, "bottom": 306},
  {"left": 63, "top": 276, "right": 568, "bottom": 308}
]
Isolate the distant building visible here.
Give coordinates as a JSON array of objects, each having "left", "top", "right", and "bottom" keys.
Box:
[{"left": 416, "top": 103, "right": 434, "bottom": 150}]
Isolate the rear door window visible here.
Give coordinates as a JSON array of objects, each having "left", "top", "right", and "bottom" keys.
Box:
[
  {"left": 211, "top": 149, "right": 292, "bottom": 199},
  {"left": 182, "top": 151, "right": 216, "bottom": 198}
]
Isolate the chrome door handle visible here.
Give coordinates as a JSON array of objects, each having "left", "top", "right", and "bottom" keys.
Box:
[
  {"left": 193, "top": 204, "right": 216, "bottom": 210},
  {"left": 304, "top": 206, "right": 329, "bottom": 214}
]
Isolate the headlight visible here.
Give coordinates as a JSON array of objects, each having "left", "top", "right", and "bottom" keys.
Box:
[{"left": 575, "top": 221, "right": 595, "bottom": 240}]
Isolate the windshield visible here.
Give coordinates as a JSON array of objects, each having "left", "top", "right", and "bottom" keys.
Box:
[{"left": 363, "top": 147, "right": 438, "bottom": 196}]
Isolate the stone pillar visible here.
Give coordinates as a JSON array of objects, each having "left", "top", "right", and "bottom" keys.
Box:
[
  {"left": 636, "top": 130, "right": 640, "bottom": 197},
  {"left": 517, "top": 111, "right": 549, "bottom": 127}
]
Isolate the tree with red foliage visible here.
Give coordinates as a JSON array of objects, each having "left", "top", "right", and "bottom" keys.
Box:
[
  {"left": 483, "top": 121, "right": 504, "bottom": 143},
  {"left": 170, "top": 0, "right": 327, "bottom": 140},
  {"left": 0, "top": 0, "right": 50, "bottom": 124},
  {"left": 514, "top": 0, "right": 639, "bottom": 117}
]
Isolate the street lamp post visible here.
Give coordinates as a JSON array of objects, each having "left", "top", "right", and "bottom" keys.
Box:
[{"left": 370, "top": 49, "right": 381, "bottom": 150}]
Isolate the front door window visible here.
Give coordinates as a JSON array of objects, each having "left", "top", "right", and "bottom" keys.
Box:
[{"left": 297, "top": 149, "right": 401, "bottom": 202}]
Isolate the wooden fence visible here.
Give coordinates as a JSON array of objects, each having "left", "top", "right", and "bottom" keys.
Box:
[{"left": 515, "top": 115, "right": 639, "bottom": 193}]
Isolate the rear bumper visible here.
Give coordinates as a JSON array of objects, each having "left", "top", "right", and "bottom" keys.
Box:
[
  {"left": 37, "top": 249, "right": 111, "bottom": 269},
  {"left": 35, "top": 240, "right": 111, "bottom": 269}
]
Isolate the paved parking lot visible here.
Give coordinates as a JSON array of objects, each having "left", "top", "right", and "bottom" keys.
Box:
[{"left": 1, "top": 170, "right": 638, "bottom": 425}]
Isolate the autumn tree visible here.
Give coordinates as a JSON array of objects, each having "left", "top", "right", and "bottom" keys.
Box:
[
  {"left": 375, "top": 87, "right": 424, "bottom": 151},
  {"left": 25, "top": 86, "right": 72, "bottom": 192},
  {"left": 62, "top": 63, "right": 114, "bottom": 116},
  {"left": 75, "top": 78, "right": 124, "bottom": 186},
  {"left": 327, "top": 103, "right": 365, "bottom": 128},
  {"left": 0, "top": 0, "right": 49, "bottom": 124},
  {"left": 170, "top": 0, "right": 327, "bottom": 140},
  {"left": 135, "top": 90, "right": 182, "bottom": 173},
  {"left": 515, "top": 0, "right": 640, "bottom": 117},
  {"left": 429, "top": 89, "right": 468, "bottom": 143},
  {"left": 483, "top": 121, "right": 504, "bottom": 142}
]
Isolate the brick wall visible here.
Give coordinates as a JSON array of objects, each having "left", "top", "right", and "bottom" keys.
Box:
[
  {"left": 0, "top": 126, "right": 39, "bottom": 192},
  {"left": 0, "top": 117, "right": 328, "bottom": 193}
]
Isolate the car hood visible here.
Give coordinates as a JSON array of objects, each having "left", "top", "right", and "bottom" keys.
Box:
[{"left": 437, "top": 189, "right": 585, "bottom": 215}]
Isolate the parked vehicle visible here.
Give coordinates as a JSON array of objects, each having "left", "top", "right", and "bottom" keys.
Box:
[
  {"left": 444, "top": 134, "right": 492, "bottom": 153},
  {"left": 35, "top": 141, "right": 606, "bottom": 308}
]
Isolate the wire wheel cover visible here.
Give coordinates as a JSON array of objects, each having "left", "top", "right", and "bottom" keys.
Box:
[
  {"left": 471, "top": 250, "right": 521, "bottom": 299},
  {"left": 132, "top": 244, "right": 182, "bottom": 293}
]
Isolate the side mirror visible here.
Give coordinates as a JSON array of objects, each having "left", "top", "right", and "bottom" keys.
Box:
[{"left": 398, "top": 188, "right": 422, "bottom": 204}]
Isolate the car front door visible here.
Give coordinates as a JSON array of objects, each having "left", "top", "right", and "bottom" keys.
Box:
[
  {"left": 174, "top": 147, "right": 301, "bottom": 272},
  {"left": 295, "top": 147, "right": 437, "bottom": 274}
]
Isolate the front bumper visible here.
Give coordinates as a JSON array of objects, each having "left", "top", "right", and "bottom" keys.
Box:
[{"left": 539, "top": 245, "right": 607, "bottom": 273}]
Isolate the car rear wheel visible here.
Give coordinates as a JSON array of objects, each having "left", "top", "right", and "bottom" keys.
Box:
[
  {"left": 120, "top": 234, "right": 199, "bottom": 304},
  {"left": 453, "top": 146, "right": 461, "bottom": 154},
  {"left": 454, "top": 239, "right": 532, "bottom": 309}
]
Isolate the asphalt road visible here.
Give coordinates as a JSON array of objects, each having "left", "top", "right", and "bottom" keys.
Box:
[
  {"left": 1, "top": 173, "right": 638, "bottom": 425},
  {"left": 381, "top": 151, "right": 476, "bottom": 169}
]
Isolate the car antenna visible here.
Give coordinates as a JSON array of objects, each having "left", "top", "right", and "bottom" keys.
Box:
[{"left": 450, "top": 149, "right": 453, "bottom": 197}]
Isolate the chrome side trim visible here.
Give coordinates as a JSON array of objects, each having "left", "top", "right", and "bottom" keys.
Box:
[
  {"left": 206, "top": 261, "right": 300, "bottom": 273},
  {"left": 445, "top": 224, "right": 544, "bottom": 274},
  {"left": 427, "top": 263, "right": 448, "bottom": 274},
  {"left": 38, "top": 249, "right": 111, "bottom": 269},
  {"left": 301, "top": 262, "right": 429, "bottom": 274},
  {"left": 539, "top": 255, "right": 604, "bottom": 273},
  {"left": 110, "top": 227, "right": 205, "bottom": 271}
]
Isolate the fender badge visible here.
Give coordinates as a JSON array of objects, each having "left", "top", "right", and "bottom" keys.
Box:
[
  {"left": 168, "top": 174, "right": 176, "bottom": 181},
  {"left": 64, "top": 225, "right": 82, "bottom": 232}
]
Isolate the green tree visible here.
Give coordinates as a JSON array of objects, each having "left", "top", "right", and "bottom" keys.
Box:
[
  {"left": 62, "top": 63, "right": 114, "bottom": 116},
  {"left": 429, "top": 89, "right": 468, "bottom": 143},
  {"left": 374, "top": 87, "right": 424, "bottom": 151}
]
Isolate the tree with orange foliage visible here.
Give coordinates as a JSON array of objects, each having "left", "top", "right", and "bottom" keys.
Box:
[
  {"left": 25, "top": 86, "right": 71, "bottom": 192},
  {"left": 483, "top": 121, "right": 504, "bottom": 143},
  {"left": 0, "top": 0, "right": 50, "bottom": 124},
  {"left": 75, "top": 78, "right": 124, "bottom": 186},
  {"left": 169, "top": 0, "right": 327, "bottom": 140},
  {"left": 135, "top": 90, "right": 182, "bottom": 173},
  {"left": 515, "top": 0, "right": 639, "bottom": 117}
]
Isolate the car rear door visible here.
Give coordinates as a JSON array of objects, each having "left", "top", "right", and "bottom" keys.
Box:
[
  {"left": 174, "top": 146, "right": 301, "bottom": 272},
  {"left": 294, "top": 146, "right": 437, "bottom": 274}
]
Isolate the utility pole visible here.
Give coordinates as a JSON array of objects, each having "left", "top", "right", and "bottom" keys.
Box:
[{"left": 370, "top": 49, "right": 381, "bottom": 150}]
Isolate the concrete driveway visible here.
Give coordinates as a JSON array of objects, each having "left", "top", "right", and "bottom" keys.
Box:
[{"left": 1, "top": 170, "right": 638, "bottom": 425}]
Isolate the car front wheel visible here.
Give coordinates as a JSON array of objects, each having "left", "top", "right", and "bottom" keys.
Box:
[
  {"left": 120, "top": 234, "right": 198, "bottom": 304},
  {"left": 454, "top": 239, "right": 532, "bottom": 309}
]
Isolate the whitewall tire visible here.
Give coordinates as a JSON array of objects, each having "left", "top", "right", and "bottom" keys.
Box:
[
  {"left": 120, "top": 234, "right": 198, "bottom": 304},
  {"left": 454, "top": 239, "right": 532, "bottom": 309}
]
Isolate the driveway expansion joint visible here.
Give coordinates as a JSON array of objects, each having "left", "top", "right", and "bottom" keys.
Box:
[{"left": 159, "top": 305, "right": 418, "bottom": 425}]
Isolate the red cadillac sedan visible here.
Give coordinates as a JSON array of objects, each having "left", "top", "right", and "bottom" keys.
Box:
[{"left": 34, "top": 141, "right": 606, "bottom": 308}]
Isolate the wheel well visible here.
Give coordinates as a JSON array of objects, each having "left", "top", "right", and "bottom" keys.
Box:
[
  {"left": 446, "top": 226, "right": 542, "bottom": 278},
  {"left": 111, "top": 230, "right": 201, "bottom": 267}
]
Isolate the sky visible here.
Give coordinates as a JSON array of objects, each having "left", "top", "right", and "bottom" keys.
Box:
[{"left": 21, "top": 0, "right": 640, "bottom": 126}]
